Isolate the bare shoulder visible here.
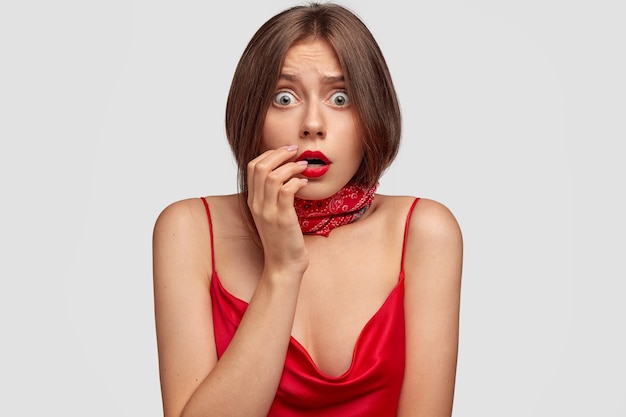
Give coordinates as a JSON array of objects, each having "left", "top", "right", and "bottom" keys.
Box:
[
  {"left": 152, "top": 195, "right": 245, "bottom": 266},
  {"left": 410, "top": 198, "right": 463, "bottom": 247},
  {"left": 152, "top": 198, "right": 213, "bottom": 281},
  {"left": 153, "top": 194, "right": 240, "bottom": 237},
  {"left": 402, "top": 197, "right": 464, "bottom": 292},
  {"left": 153, "top": 198, "right": 207, "bottom": 236},
  {"left": 374, "top": 195, "right": 463, "bottom": 276},
  {"left": 371, "top": 195, "right": 461, "bottom": 237}
]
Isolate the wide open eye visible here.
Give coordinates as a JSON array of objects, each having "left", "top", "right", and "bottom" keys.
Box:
[
  {"left": 329, "top": 91, "right": 349, "bottom": 107},
  {"left": 274, "top": 91, "right": 296, "bottom": 106}
]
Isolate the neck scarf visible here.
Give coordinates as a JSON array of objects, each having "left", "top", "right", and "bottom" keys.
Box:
[{"left": 294, "top": 183, "right": 378, "bottom": 237}]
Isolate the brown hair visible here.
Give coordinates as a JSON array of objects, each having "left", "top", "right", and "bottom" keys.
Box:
[{"left": 225, "top": 2, "right": 401, "bottom": 195}]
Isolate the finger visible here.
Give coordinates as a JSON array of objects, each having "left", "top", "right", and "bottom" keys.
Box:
[
  {"left": 248, "top": 145, "right": 299, "bottom": 175},
  {"left": 277, "top": 177, "right": 309, "bottom": 214},
  {"left": 247, "top": 149, "right": 274, "bottom": 208},
  {"left": 248, "top": 146, "right": 299, "bottom": 208},
  {"left": 262, "top": 160, "right": 308, "bottom": 206}
]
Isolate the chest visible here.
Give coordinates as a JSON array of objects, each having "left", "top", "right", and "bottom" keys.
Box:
[
  {"left": 210, "top": 265, "right": 406, "bottom": 411},
  {"left": 293, "top": 242, "right": 403, "bottom": 375},
  {"left": 216, "top": 228, "right": 404, "bottom": 376}
]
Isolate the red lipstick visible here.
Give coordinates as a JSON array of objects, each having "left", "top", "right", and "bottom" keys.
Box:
[{"left": 296, "top": 150, "right": 331, "bottom": 178}]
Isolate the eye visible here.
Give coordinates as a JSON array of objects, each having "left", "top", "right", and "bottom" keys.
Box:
[
  {"left": 330, "top": 91, "right": 349, "bottom": 107},
  {"left": 274, "top": 91, "right": 296, "bottom": 106}
]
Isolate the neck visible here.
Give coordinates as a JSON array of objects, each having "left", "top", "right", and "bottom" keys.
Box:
[{"left": 294, "top": 182, "right": 378, "bottom": 237}]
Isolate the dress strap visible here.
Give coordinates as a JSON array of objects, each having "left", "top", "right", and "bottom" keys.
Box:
[
  {"left": 200, "top": 197, "right": 216, "bottom": 271},
  {"left": 400, "top": 198, "right": 420, "bottom": 272}
]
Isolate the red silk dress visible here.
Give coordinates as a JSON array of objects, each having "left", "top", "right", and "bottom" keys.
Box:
[{"left": 201, "top": 197, "right": 419, "bottom": 416}]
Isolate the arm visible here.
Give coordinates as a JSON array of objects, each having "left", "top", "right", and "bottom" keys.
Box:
[
  {"left": 153, "top": 199, "right": 217, "bottom": 417},
  {"left": 153, "top": 147, "right": 309, "bottom": 417},
  {"left": 398, "top": 199, "right": 463, "bottom": 417}
]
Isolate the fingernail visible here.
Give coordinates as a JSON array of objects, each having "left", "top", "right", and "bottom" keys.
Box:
[
  {"left": 300, "top": 178, "right": 308, "bottom": 184},
  {"left": 296, "top": 160, "right": 308, "bottom": 166},
  {"left": 283, "top": 145, "right": 298, "bottom": 151}
]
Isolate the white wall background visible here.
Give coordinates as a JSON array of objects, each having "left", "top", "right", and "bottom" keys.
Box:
[{"left": 1, "top": 0, "right": 624, "bottom": 415}]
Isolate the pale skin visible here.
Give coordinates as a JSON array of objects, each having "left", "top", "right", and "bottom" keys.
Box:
[{"left": 153, "top": 38, "right": 463, "bottom": 417}]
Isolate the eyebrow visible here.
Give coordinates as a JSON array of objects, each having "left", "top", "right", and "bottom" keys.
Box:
[{"left": 279, "top": 73, "right": 345, "bottom": 83}]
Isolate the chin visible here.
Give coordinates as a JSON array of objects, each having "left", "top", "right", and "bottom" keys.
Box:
[{"left": 294, "top": 181, "right": 345, "bottom": 201}]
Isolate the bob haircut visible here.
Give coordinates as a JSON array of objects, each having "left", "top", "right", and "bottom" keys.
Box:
[{"left": 225, "top": 2, "right": 402, "bottom": 196}]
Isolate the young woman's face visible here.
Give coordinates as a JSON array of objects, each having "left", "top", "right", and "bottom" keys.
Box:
[{"left": 261, "top": 38, "right": 363, "bottom": 200}]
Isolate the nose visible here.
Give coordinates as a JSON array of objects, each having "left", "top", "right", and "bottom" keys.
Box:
[{"left": 300, "top": 102, "right": 326, "bottom": 139}]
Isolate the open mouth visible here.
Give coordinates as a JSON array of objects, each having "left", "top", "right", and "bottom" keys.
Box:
[
  {"left": 297, "top": 150, "right": 330, "bottom": 164},
  {"left": 297, "top": 150, "right": 331, "bottom": 178},
  {"left": 304, "top": 158, "right": 327, "bottom": 167}
]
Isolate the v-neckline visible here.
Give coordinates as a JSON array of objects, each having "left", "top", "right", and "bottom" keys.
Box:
[{"left": 212, "top": 270, "right": 404, "bottom": 379}]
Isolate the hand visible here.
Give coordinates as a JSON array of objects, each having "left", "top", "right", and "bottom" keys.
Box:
[{"left": 247, "top": 145, "right": 310, "bottom": 279}]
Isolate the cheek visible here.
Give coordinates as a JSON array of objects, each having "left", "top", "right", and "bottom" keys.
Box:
[
  {"left": 345, "top": 125, "right": 364, "bottom": 158},
  {"left": 261, "top": 114, "right": 289, "bottom": 151}
]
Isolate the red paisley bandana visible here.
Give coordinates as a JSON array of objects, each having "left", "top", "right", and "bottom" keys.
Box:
[{"left": 294, "top": 183, "right": 378, "bottom": 237}]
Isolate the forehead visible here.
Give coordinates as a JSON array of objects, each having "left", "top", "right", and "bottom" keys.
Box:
[{"left": 281, "top": 38, "right": 342, "bottom": 74}]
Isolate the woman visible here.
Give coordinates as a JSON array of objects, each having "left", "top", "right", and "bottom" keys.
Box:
[{"left": 153, "top": 3, "right": 463, "bottom": 416}]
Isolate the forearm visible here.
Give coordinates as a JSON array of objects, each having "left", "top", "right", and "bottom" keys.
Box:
[{"left": 181, "top": 273, "right": 301, "bottom": 417}]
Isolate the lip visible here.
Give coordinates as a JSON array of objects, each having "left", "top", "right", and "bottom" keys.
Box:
[
  {"left": 296, "top": 150, "right": 331, "bottom": 178},
  {"left": 296, "top": 150, "right": 331, "bottom": 164}
]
